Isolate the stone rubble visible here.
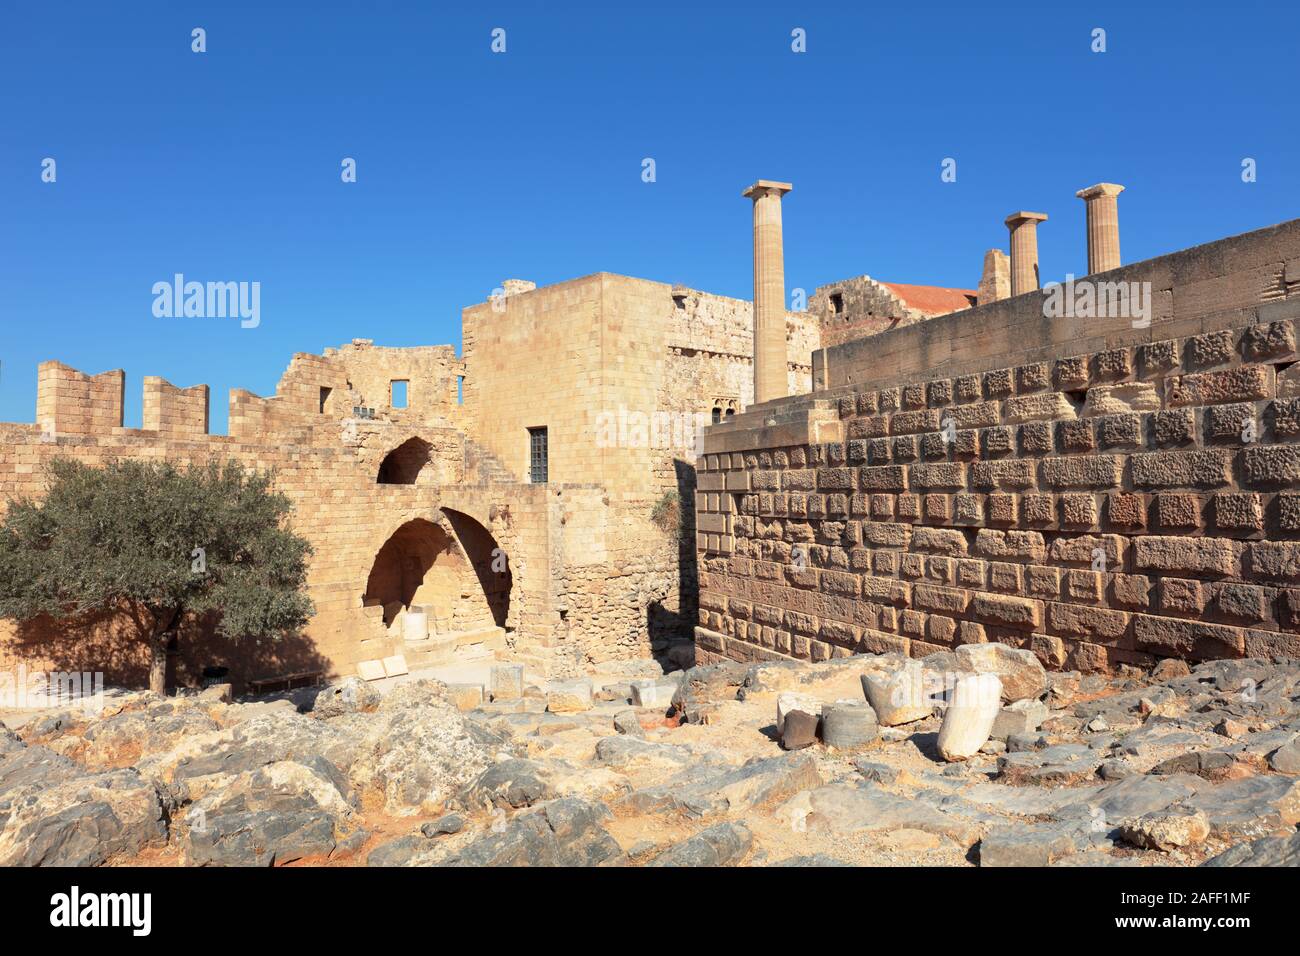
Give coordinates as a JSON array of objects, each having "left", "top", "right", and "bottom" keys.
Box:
[{"left": 1, "top": 650, "right": 1298, "bottom": 867}]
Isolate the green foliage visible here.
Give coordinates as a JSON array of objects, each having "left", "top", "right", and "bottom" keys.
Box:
[{"left": 0, "top": 457, "right": 314, "bottom": 642}]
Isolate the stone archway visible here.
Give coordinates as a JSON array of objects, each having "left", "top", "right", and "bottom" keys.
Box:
[
  {"left": 362, "top": 512, "right": 510, "bottom": 637},
  {"left": 440, "top": 508, "right": 511, "bottom": 629},
  {"left": 377, "top": 437, "right": 432, "bottom": 485}
]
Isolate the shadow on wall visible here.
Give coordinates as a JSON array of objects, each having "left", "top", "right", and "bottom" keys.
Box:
[
  {"left": 645, "top": 457, "right": 699, "bottom": 667},
  {"left": 442, "top": 508, "right": 511, "bottom": 629},
  {"left": 5, "top": 608, "right": 330, "bottom": 695},
  {"left": 377, "top": 437, "right": 432, "bottom": 484}
]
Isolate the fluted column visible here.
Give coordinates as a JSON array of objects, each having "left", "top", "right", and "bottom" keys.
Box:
[
  {"left": 1076, "top": 183, "right": 1124, "bottom": 274},
  {"left": 743, "top": 180, "right": 793, "bottom": 405},
  {"left": 1004, "top": 211, "right": 1049, "bottom": 296}
]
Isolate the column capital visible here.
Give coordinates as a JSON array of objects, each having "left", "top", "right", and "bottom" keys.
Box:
[
  {"left": 743, "top": 180, "right": 793, "bottom": 200},
  {"left": 1004, "top": 210, "right": 1048, "bottom": 228},
  {"left": 1076, "top": 182, "right": 1125, "bottom": 201}
]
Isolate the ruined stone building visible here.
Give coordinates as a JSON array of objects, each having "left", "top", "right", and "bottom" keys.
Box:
[
  {"left": 698, "top": 184, "right": 1300, "bottom": 674},
  {"left": 3, "top": 177, "right": 1295, "bottom": 690}
]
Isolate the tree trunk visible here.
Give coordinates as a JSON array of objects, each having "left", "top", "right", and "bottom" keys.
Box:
[
  {"left": 149, "top": 632, "right": 168, "bottom": 696},
  {"left": 148, "top": 607, "right": 180, "bottom": 696}
]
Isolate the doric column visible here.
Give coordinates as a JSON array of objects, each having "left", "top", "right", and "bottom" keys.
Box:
[
  {"left": 743, "top": 180, "right": 793, "bottom": 404},
  {"left": 1004, "top": 211, "right": 1049, "bottom": 296},
  {"left": 1076, "top": 183, "right": 1124, "bottom": 274}
]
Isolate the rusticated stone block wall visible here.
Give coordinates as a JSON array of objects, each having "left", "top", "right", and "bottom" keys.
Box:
[{"left": 696, "top": 219, "right": 1300, "bottom": 673}]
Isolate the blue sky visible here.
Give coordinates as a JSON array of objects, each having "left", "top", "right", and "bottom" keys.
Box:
[{"left": 2, "top": 0, "right": 1297, "bottom": 432}]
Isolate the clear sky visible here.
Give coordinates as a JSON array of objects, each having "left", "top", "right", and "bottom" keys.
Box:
[{"left": 2, "top": 0, "right": 1297, "bottom": 433}]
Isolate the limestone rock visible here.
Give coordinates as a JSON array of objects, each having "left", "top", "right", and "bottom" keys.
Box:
[
  {"left": 955, "top": 643, "right": 1047, "bottom": 702},
  {"left": 650, "top": 822, "right": 752, "bottom": 867},
  {"left": 312, "top": 677, "right": 381, "bottom": 718},
  {"left": 937, "top": 673, "right": 1003, "bottom": 761},
  {"left": 546, "top": 679, "right": 594, "bottom": 714},
  {"left": 820, "top": 701, "right": 879, "bottom": 750},
  {"left": 861, "top": 659, "right": 932, "bottom": 726},
  {"left": 1116, "top": 808, "right": 1210, "bottom": 851}
]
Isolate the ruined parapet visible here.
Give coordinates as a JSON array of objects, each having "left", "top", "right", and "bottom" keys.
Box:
[
  {"left": 502, "top": 279, "right": 536, "bottom": 296},
  {"left": 812, "top": 276, "right": 976, "bottom": 349},
  {"left": 977, "top": 249, "right": 1011, "bottom": 305},
  {"left": 35, "top": 361, "right": 124, "bottom": 436},
  {"left": 142, "top": 378, "right": 210, "bottom": 438}
]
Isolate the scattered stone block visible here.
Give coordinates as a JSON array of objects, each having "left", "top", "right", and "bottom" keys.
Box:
[{"left": 546, "top": 679, "right": 594, "bottom": 714}]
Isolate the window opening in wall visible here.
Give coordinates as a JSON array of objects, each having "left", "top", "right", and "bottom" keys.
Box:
[
  {"left": 319, "top": 386, "right": 332, "bottom": 414},
  {"left": 457, "top": 375, "right": 465, "bottom": 405},
  {"left": 829, "top": 293, "right": 844, "bottom": 315},
  {"left": 725, "top": 408, "right": 735, "bottom": 417},
  {"left": 391, "top": 380, "right": 409, "bottom": 409},
  {"left": 528, "top": 427, "right": 548, "bottom": 484},
  {"left": 712, "top": 407, "right": 722, "bottom": 425}
]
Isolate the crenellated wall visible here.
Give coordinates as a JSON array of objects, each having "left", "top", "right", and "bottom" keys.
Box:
[{"left": 696, "top": 217, "right": 1300, "bottom": 673}]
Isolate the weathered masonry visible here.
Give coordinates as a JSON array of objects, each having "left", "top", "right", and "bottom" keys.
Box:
[{"left": 697, "top": 217, "right": 1300, "bottom": 672}]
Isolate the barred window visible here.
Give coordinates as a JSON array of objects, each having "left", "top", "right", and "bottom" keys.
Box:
[{"left": 528, "top": 427, "right": 548, "bottom": 484}]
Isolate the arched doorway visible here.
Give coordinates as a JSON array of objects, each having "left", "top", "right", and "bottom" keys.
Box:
[
  {"left": 441, "top": 508, "right": 511, "bottom": 629},
  {"left": 377, "top": 438, "right": 432, "bottom": 485},
  {"left": 362, "top": 514, "right": 510, "bottom": 635}
]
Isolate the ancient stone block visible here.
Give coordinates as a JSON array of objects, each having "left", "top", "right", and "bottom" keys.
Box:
[
  {"left": 1092, "top": 348, "right": 1133, "bottom": 381},
  {"left": 974, "top": 529, "right": 1046, "bottom": 562},
  {"left": 1158, "top": 578, "right": 1206, "bottom": 615},
  {"left": 1054, "top": 356, "right": 1089, "bottom": 389},
  {"left": 910, "top": 462, "right": 966, "bottom": 491},
  {"left": 1005, "top": 392, "right": 1078, "bottom": 424},
  {"left": 1271, "top": 398, "right": 1300, "bottom": 440},
  {"left": 1204, "top": 403, "right": 1256, "bottom": 443},
  {"left": 1151, "top": 408, "right": 1197, "bottom": 447},
  {"left": 982, "top": 425, "right": 1014, "bottom": 456},
  {"left": 1016, "top": 363, "right": 1050, "bottom": 393},
  {"left": 859, "top": 465, "right": 907, "bottom": 492},
  {"left": 1134, "top": 536, "right": 1241, "bottom": 577},
  {"left": 1107, "top": 492, "right": 1147, "bottom": 529},
  {"left": 1082, "top": 383, "right": 1160, "bottom": 418},
  {"left": 1061, "top": 493, "right": 1098, "bottom": 527},
  {"left": 971, "top": 593, "right": 1043, "bottom": 630},
  {"left": 1166, "top": 366, "right": 1272, "bottom": 407},
  {"left": 983, "top": 368, "right": 1013, "bottom": 398},
  {"left": 1155, "top": 492, "right": 1202, "bottom": 530},
  {"left": 1039, "top": 455, "right": 1122, "bottom": 490},
  {"left": 1019, "top": 421, "right": 1054, "bottom": 455},
  {"left": 1057, "top": 420, "right": 1095, "bottom": 452},
  {"left": 893, "top": 435, "right": 918, "bottom": 462},
  {"left": 1185, "top": 330, "right": 1236, "bottom": 368},
  {"left": 1214, "top": 493, "right": 1264, "bottom": 532},
  {"left": 1095, "top": 413, "right": 1143, "bottom": 449},
  {"left": 1139, "top": 339, "right": 1179, "bottom": 374},
  {"left": 987, "top": 493, "right": 1016, "bottom": 524},
  {"left": 1241, "top": 444, "right": 1300, "bottom": 487},
  {"left": 1249, "top": 542, "right": 1300, "bottom": 583},
  {"left": 924, "top": 494, "right": 951, "bottom": 521},
  {"left": 1131, "top": 450, "right": 1233, "bottom": 489},
  {"left": 1132, "top": 615, "right": 1245, "bottom": 658},
  {"left": 890, "top": 409, "right": 941, "bottom": 435},
  {"left": 1021, "top": 493, "right": 1055, "bottom": 525},
  {"left": 910, "top": 527, "right": 969, "bottom": 555},
  {"left": 1048, "top": 602, "right": 1129, "bottom": 640},
  {"left": 1242, "top": 320, "right": 1297, "bottom": 361}
]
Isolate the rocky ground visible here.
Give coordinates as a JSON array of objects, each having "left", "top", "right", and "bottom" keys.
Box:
[{"left": 2, "top": 648, "right": 1299, "bottom": 867}]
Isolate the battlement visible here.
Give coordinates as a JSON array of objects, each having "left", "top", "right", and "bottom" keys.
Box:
[
  {"left": 36, "top": 361, "right": 125, "bottom": 436},
  {"left": 142, "top": 377, "right": 210, "bottom": 438}
]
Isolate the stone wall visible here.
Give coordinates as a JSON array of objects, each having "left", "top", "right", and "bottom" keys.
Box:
[
  {"left": 0, "top": 342, "right": 554, "bottom": 691},
  {"left": 696, "top": 217, "right": 1300, "bottom": 673}
]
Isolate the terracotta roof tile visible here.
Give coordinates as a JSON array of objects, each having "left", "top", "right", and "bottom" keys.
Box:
[{"left": 880, "top": 282, "right": 977, "bottom": 316}]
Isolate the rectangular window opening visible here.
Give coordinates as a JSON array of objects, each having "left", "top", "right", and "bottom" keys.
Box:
[
  {"left": 528, "top": 426, "right": 548, "bottom": 484},
  {"left": 391, "top": 380, "right": 409, "bottom": 409},
  {"left": 319, "top": 386, "right": 332, "bottom": 414}
]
